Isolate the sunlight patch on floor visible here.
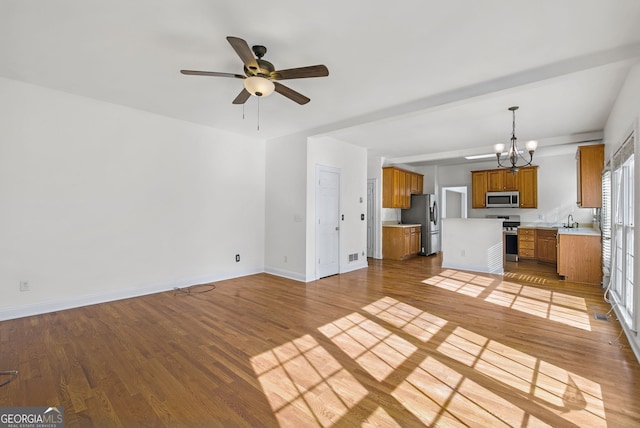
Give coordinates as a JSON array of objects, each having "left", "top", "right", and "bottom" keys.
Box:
[
  {"left": 437, "top": 326, "right": 606, "bottom": 427},
  {"left": 362, "top": 296, "right": 447, "bottom": 342},
  {"left": 424, "top": 269, "right": 591, "bottom": 331},
  {"left": 319, "top": 312, "right": 417, "bottom": 382},
  {"left": 250, "top": 334, "right": 368, "bottom": 427},
  {"left": 250, "top": 296, "right": 605, "bottom": 427}
]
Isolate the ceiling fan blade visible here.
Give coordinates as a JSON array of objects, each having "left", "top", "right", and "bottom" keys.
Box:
[
  {"left": 232, "top": 88, "right": 251, "bottom": 105},
  {"left": 180, "top": 70, "right": 244, "bottom": 79},
  {"left": 273, "top": 82, "right": 310, "bottom": 105},
  {"left": 271, "top": 65, "right": 329, "bottom": 80},
  {"left": 226, "top": 36, "right": 259, "bottom": 72}
]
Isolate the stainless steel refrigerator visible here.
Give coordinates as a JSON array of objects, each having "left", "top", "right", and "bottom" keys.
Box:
[{"left": 401, "top": 194, "right": 440, "bottom": 255}]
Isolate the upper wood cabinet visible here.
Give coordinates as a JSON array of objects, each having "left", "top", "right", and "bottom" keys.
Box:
[
  {"left": 471, "top": 170, "right": 488, "bottom": 208},
  {"left": 410, "top": 173, "right": 424, "bottom": 195},
  {"left": 576, "top": 144, "right": 604, "bottom": 208},
  {"left": 382, "top": 167, "right": 424, "bottom": 208},
  {"left": 518, "top": 166, "right": 538, "bottom": 208},
  {"left": 487, "top": 169, "right": 519, "bottom": 191},
  {"left": 471, "top": 166, "right": 538, "bottom": 208}
]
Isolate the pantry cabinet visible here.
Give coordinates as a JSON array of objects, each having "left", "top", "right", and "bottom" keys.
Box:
[{"left": 382, "top": 167, "right": 424, "bottom": 208}]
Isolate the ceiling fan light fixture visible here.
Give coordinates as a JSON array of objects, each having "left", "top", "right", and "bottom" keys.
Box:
[{"left": 244, "top": 76, "right": 275, "bottom": 97}]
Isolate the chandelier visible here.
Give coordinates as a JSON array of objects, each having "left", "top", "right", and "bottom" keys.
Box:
[{"left": 493, "top": 106, "right": 537, "bottom": 173}]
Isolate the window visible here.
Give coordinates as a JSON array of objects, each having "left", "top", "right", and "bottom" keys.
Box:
[{"left": 607, "top": 133, "right": 635, "bottom": 327}]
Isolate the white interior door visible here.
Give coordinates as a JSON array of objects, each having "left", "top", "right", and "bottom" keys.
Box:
[{"left": 317, "top": 166, "right": 340, "bottom": 278}]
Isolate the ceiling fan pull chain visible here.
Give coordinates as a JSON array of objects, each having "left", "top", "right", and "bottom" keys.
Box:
[
  {"left": 257, "top": 97, "right": 260, "bottom": 131},
  {"left": 242, "top": 102, "right": 245, "bottom": 120}
]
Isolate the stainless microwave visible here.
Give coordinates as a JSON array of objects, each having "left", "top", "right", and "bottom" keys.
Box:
[{"left": 486, "top": 191, "right": 519, "bottom": 208}]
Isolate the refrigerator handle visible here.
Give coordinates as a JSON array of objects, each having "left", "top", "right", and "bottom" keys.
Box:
[{"left": 432, "top": 200, "right": 438, "bottom": 226}]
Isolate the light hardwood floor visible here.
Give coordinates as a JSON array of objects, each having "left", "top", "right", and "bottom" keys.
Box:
[{"left": 1, "top": 255, "right": 639, "bottom": 427}]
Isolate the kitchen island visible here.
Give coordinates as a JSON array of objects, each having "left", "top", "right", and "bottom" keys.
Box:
[{"left": 441, "top": 218, "right": 503, "bottom": 274}]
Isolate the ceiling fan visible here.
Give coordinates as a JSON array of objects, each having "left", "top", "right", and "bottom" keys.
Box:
[{"left": 180, "top": 36, "right": 329, "bottom": 105}]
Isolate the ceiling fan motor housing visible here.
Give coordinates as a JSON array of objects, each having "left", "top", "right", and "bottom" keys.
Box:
[{"left": 245, "top": 59, "right": 275, "bottom": 78}]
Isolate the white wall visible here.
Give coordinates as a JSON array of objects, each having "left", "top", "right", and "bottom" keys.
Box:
[
  {"left": 603, "top": 61, "right": 640, "bottom": 362},
  {"left": 0, "top": 77, "right": 265, "bottom": 319},
  {"left": 264, "top": 133, "right": 308, "bottom": 281},
  {"left": 437, "top": 152, "right": 596, "bottom": 225},
  {"left": 307, "top": 136, "right": 368, "bottom": 279}
]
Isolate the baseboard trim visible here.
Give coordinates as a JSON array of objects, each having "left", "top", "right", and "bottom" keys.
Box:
[
  {"left": 263, "top": 267, "right": 306, "bottom": 282},
  {"left": 441, "top": 262, "right": 503, "bottom": 275},
  {"left": 340, "top": 260, "right": 368, "bottom": 274},
  {"left": 0, "top": 268, "right": 262, "bottom": 321}
]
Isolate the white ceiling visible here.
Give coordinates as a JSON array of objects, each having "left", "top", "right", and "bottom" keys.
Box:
[{"left": 2, "top": 1, "right": 639, "bottom": 165}]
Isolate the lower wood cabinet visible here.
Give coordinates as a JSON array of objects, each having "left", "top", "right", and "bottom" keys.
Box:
[
  {"left": 557, "top": 234, "right": 601, "bottom": 285},
  {"left": 383, "top": 225, "right": 421, "bottom": 260},
  {"left": 536, "top": 229, "right": 558, "bottom": 264},
  {"left": 518, "top": 228, "right": 536, "bottom": 260}
]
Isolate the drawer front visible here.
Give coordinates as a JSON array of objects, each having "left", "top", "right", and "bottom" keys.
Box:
[
  {"left": 519, "top": 249, "right": 535, "bottom": 258},
  {"left": 537, "top": 230, "right": 557, "bottom": 238},
  {"left": 518, "top": 229, "right": 535, "bottom": 237},
  {"left": 519, "top": 241, "right": 535, "bottom": 250}
]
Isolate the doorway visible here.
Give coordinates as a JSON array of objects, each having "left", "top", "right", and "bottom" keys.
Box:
[{"left": 442, "top": 186, "right": 468, "bottom": 218}]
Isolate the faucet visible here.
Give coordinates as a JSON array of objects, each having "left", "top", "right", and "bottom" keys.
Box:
[{"left": 567, "top": 214, "right": 574, "bottom": 228}]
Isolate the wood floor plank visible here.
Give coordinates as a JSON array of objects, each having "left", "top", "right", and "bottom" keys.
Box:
[{"left": 1, "top": 255, "right": 639, "bottom": 426}]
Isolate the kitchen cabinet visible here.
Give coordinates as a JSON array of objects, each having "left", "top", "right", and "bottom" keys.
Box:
[
  {"left": 471, "top": 166, "right": 537, "bottom": 208},
  {"left": 536, "top": 228, "right": 557, "bottom": 264},
  {"left": 382, "top": 225, "right": 421, "bottom": 260},
  {"left": 382, "top": 167, "right": 424, "bottom": 208},
  {"left": 518, "top": 166, "right": 538, "bottom": 208},
  {"left": 518, "top": 228, "right": 536, "bottom": 260},
  {"left": 410, "top": 173, "right": 424, "bottom": 195},
  {"left": 487, "top": 169, "right": 519, "bottom": 191},
  {"left": 576, "top": 144, "right": 604, "bottom": 208},
  {"left": 471, "top": 170, "right": 488, "bottom": 208},
  {"left": 557, "top": 233, "right": 601, "bottom": 285}
]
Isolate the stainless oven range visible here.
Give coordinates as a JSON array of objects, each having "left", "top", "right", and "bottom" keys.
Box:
[{"left": 487, "top": 214, "right": 521, "bottom": 262}]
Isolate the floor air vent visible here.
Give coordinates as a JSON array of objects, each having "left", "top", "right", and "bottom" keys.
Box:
[{"left": 594, "top": 313, "right": 609, "bottom": 321}]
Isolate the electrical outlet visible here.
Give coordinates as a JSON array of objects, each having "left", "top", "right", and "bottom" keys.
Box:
[
  {"left": 284, "top": 256, "right": 288, "bottom": 262},
  {"left": 235, "top": 254, "right": 240, "bottom": 262},
  {"left": 19, "top": 281, "right": 29, "bottom": 292}
]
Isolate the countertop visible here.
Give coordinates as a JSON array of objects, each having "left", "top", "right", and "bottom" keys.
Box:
[
  {"left": 382, "top": 223, "right": 421, "bottom": 228},
  {"left": 520, "top": 223, "right": 601, "bottom": 236}
]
